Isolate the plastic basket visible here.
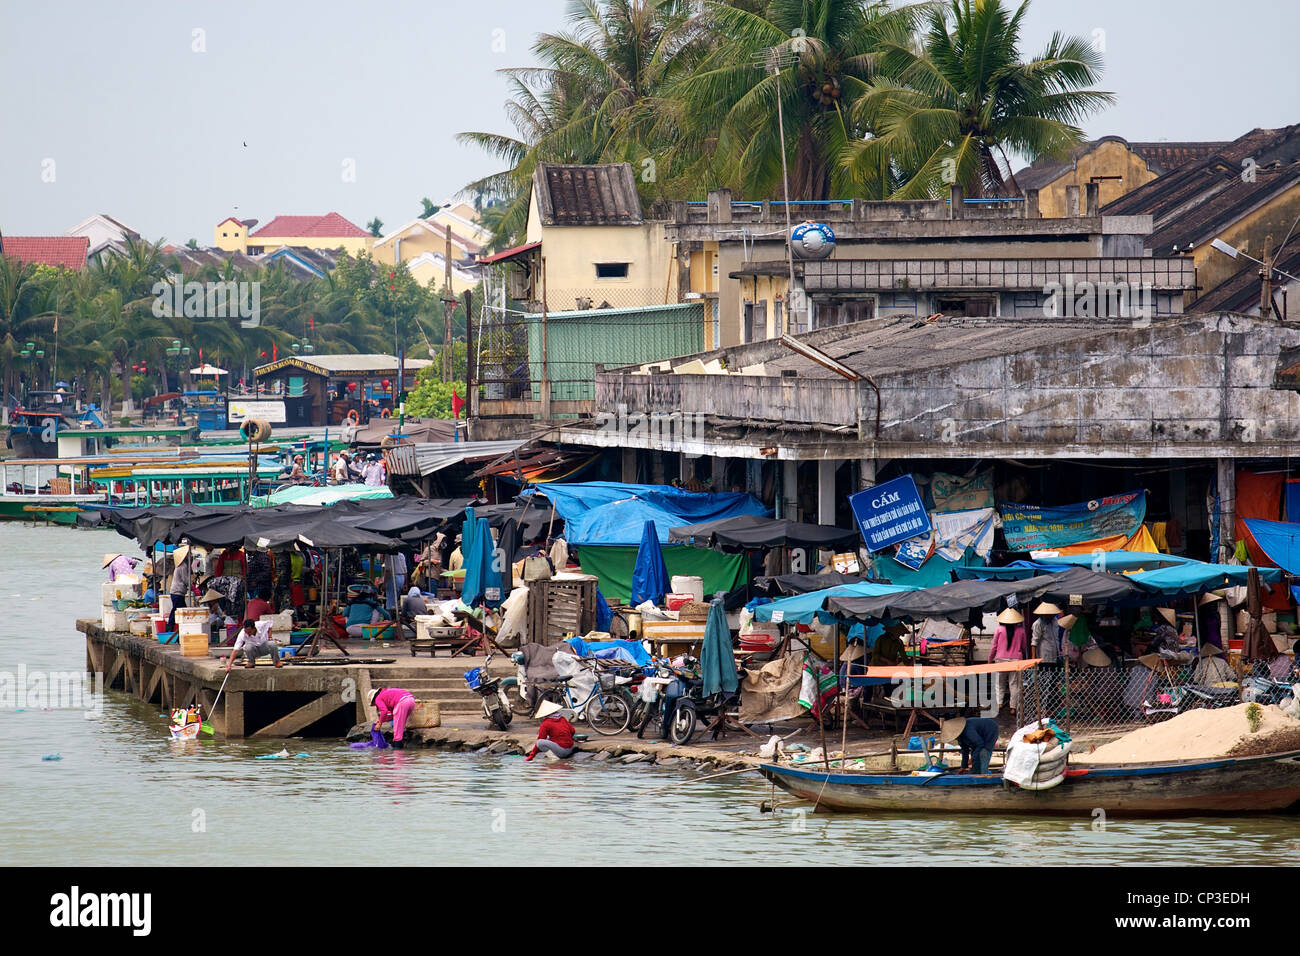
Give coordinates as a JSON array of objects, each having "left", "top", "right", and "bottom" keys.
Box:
[{"left": 598, "top": 673, "right": 618, "bottom": 691}]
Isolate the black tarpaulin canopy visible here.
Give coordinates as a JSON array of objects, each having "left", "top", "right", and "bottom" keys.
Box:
[
  {"left": 244, "top": 515, "right": 401, "bottom": 552},
  {"left": 667, "top": 514, "right": 860, "bottom": 553},
  {"left": 826, "top": 567, "right": 1151, "bottom": 623},
  {"left": 754, "top": 571, "right": 870, "bottom": 595}
]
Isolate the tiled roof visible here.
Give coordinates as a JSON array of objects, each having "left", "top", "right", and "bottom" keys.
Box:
[
  {"left": 250, "top": 212, "right": 369, "bottom": 239},
  {"left": 1194, "top": 247, "right": 1300, "bottom": 314},
  {"left": 1012, "top": 136, "right": 1227, "bottom": 193},
  {"left": 1100, "top": 125, "right": 1300, "bottom": 257},
  {"left": 0, "top": 235, "right": 89, "bottom": 270},
  {"left": 533, "top": 163, "right": 643, "bottom": 226}
]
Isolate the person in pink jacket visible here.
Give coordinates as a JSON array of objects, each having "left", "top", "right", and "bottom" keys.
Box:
[
  {"left": 990, "top": 608, "right": 1028, "bottom": 713},
  {"left": 369, "top": 687, "right": 417, "bottom": 749}
]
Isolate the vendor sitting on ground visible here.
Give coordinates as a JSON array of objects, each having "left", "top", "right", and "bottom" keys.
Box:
[
  {"left": 370, "top": 686, "right": 417, "bottom": 749},
  {"left": 941, "top": 716, "right": 999, "bottom": 774},
  {"left": 526, "top": 700, "right": 577, "bottom": 761},
  {"left": 1193, "top": 642, "right": 1235, "bottom": 685},
  {"left": 402, "top": 585, "right": 428, "bottom": 618},
  {"left": 227, "top": 618, "right": 282, "bottom": 671},
  {"left": 870, "top": 623, "right": 907, "bottom": 667},
  {"left": 344, "top": 590, "right": 386, "bottom": 638}
]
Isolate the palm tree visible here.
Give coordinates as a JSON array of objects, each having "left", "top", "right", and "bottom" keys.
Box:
[
  {"left": 458, "top": 0, "right": 700, "bottom": 246},
  {"left": 0, "top": 255, "right": 47, "bottom": 407},
  {"left": 847, "top": 0, "right": 1113, "bottom": 198},
  {"left": 420, "top": 198, "right": 440, "bottom": 218},
  {"left": 669, "top": 0, "right": 929, "bottom": 200},
  {"left": 366, "top": 218, "right": 384, "bottom": 238}
]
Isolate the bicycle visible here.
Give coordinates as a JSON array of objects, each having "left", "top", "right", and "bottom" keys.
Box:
[{"left": 535, "top": 659, "right": 634, "bottom": 736}]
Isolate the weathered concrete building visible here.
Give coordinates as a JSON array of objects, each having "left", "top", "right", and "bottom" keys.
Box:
[
  {"left": 669, "top": 185, "right": 1185, "bottom": 345},
  {"left": 547, "top": 311, "right": 1300, "bottom": 562}
]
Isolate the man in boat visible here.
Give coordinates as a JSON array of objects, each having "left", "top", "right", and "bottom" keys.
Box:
[
  {"left": 227, "top": 618, "right": 283, "bottom": 671},
  {"left": 940, "top": 716, "right": 999, "bottom": 774}
]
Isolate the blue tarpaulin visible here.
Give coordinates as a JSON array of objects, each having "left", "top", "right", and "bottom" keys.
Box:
[
  {"left": 700, "top": 599, "right": 739, "bottom": 696},
  {"left": 752, "top": 581, "right": 916, "bottom": 625},
  {"left": 1028, "top": 550, "right": 1200, "bottom": 572},
  {"left": 461, "top": 515, "right": 504, "bottom": 608},
  {"left": 563, "top": 636, "right": 652, "bottom": 668},
  {"left": 522, "top": 482, "right": 767, "bottom": 546},
  {"left": 1128, "top": 562, "right": 1284, "bottom": 594},
  {"left": 1243, "top": 518, "right": 1300, "bottom": 574},
  {"left": 630, "top": 520, "right": 670, "bottom": 605}
]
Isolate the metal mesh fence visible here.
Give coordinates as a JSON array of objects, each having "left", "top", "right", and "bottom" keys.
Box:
[
  {"left": 475, "top": 299, "right": 704, "bottom": 403},
  {"left": 1018, "top": 658, "right": 1297, "bottom": 735}
]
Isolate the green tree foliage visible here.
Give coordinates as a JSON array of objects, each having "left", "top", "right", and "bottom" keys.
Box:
[
  {"left": 463, "top": 0, "right": 1112, "bottom": 244},
  {"left": 403, "top": 365, "right": 467, "bottom": 418},
  {"left": 847, "top": 0, "right": 1112, "bottom": 198}
]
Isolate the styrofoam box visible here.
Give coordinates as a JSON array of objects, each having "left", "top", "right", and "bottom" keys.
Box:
[
  {"left": 178, "top": 620, "right": 208, "bottom": 637},
  {"left": 175, "top": 607, "right": 209, "bottom": 623},
  {"left": 101, "top": 609, "right": 129, "bottom": 631},
  {"left": 670, "top": 575, "right": 704, "bottom": 603},
  {"left": 102, "top": 580, "right": 142, "bottom": 606}
]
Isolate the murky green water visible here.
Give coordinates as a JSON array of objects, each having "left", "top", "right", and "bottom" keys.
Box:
[{"left": 1, "top": 523, "right": 1295, "bottom": 865}]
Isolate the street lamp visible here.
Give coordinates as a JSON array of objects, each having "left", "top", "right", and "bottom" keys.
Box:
[{"left": 752, "top": 42, "right": 801, "bottom": 336}]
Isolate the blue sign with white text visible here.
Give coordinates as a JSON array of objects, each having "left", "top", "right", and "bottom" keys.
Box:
[{"left": 850, "top": 475, "right": 932, "bottom": 553}]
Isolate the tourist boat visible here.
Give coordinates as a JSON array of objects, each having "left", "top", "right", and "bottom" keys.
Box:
[{"left": 759, "top": 749, "right": 1300, "bottom": 816}]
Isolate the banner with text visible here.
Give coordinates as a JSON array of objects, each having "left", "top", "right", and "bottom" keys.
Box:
[{"left": 1000, "top": 491, "right": 1146, "bottom": 551}]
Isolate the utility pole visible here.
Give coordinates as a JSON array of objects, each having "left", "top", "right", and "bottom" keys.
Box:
[
  {"left": 443, "top": 229, "right": 454, "bottom": 382},
  {"left": 464, "top": 288, "right": 475, "bottom": 420},
  {"left": 754, "top": 44, "right": 799, "bottom": 336},
  {"left": 1262, "top": 234, "right": 1275, "bottom": 317},
  {"left": 540, "top": 258, "right": 551, "bottom": 420}
]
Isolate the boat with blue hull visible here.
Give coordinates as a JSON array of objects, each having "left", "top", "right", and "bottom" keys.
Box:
[{"left": 759, "top": 750, "right": 1300, "bottom": 816}]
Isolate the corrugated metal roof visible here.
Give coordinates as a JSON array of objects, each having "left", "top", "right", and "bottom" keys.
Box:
[{"left": 385, "top": 440, "right": 525, "bottom": 477}]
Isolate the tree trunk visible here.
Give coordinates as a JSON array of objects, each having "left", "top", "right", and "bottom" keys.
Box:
[{"left": 119, "top": 359, "right": 133, "bottom": 419}]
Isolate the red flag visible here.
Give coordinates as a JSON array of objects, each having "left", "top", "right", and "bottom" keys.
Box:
[
  {"left": 451, "top": 388, "right": 464, "bottom": 419},
  {"left": 272, "top": 343, "right": 277, "bottom": 361}
]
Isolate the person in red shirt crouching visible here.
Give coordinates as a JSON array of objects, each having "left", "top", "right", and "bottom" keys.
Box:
[{"left": 526, "top": 700, "right": 577, "bottom": 761}]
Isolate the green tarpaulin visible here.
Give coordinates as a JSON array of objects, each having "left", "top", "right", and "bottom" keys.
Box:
[{"left": 576, "top": 544, "right": 748, "bottom": 605}]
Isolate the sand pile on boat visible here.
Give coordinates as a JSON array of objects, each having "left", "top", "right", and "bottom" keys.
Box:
[{"left": 1076, "top": 704, "right": 1300, "bottom": 764}]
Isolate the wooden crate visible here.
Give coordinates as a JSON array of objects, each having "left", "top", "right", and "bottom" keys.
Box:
[
  {"left": 525, "top": 576, "right": 597, "bottom": 646},
  {"left": 48, "top": 477, "right": 71, "bottom": 495}
]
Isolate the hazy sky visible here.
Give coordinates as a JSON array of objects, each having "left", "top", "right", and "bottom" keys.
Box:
[{"left": 3, "top": 0, "right": 1298, "bottom": 243}]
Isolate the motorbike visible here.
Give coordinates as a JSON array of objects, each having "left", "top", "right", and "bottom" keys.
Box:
[
  {"left": 464, "top": 654, "right": 514, "bottom": 731},
  {"left": 635, "top": 658, "right": 698, "bottom": 745}
]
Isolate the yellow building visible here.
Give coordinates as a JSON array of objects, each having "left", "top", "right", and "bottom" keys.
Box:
[
  {"left": 213, "top": 212, "right": 371, "bottom": 255},
  {"left": 1014, "top": 137, "right": 1226, "bottom": 217},
  {"left": 523, "top": 162, "right": 676, "bottom": 312},
  {"left": 430, "top": 201, "right": 493, "bottom": 249},
  {"left": 371, "top": 218, "right": 482, "bottom": 294}
]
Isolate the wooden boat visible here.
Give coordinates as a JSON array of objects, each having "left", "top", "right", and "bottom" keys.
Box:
[{"left": 759, "top": 750, "right": 1300, "bottom": 816}]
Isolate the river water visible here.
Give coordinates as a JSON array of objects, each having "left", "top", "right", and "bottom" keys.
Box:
[{"left": 1, "top": 522, "right": 1295, "bottom": 866}]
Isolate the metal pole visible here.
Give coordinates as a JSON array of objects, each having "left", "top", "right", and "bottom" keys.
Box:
[
  {"left": 540, "top": 258, "right": 551, "bottom": 419},
  {"left": 772, "top": 57, "right": 796, "bottom": 336}
]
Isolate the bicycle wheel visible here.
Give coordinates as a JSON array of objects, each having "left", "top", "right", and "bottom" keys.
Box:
[
  {"left": 507, "top": 681, "right": 538, "bottom": 716},
  {"left": 587, "top": 690, "right": 631, "bottom": 735},
  {"left": 668, "top": 698, "right": 697, "bottom": 745}
]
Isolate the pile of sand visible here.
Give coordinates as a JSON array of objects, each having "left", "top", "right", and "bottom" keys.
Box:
[{"left": 1075, "top": 704, "right": 1300, "bottom": 765}]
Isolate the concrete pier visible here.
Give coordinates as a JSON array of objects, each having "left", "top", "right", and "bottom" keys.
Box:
[{"left": 79, "top": 620, "right": 511, "bottom": 738}]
